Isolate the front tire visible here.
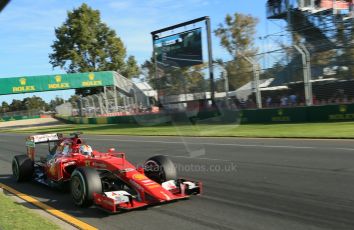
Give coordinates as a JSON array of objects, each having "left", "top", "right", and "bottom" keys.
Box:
[
  {"left": 70, "top": 167, "right": 102, "bottom": 207},
  {"left": 144, "top": 155, "right": 177, "bottom": 184},
  {"left": 12, "top": 155, "right": 34, "bottom": 182}
]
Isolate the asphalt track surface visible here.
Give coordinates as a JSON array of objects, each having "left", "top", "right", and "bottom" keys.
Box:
[{"left": 1, "top": 133, "right": 354, "bottom": 230}]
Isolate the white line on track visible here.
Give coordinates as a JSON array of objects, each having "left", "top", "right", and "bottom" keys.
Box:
[
  {"left": 333, "top": 147, "right": 354, "bottom": 151},
  {"left": 166, "top": 155, "right": 232, "bottom": 162},
  {"left": 86, "top": 137, "right": 354, "bottom": 152},
  {"left": 86, "top": 138, "right": 316, "bottom": 149}
]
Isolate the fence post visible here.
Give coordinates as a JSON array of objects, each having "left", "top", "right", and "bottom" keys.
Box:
[
  {"left": 294, "top": 44, "right": 313, "bottom": 106},
  {"left": 94, "top": 94, "right": 104, "bottom": 115},
  {"left": 103, "top": 86, "right": 109, "bottom": 112},
  {"left": 241, "top": 55, "right": 262, "bottom": 109},
  {"left": 300, "top": 44, "right": 313, "bottom": 106},
  {"left": 113, "top": 86, "right": 118, "bottom": 112},
  {"left": 254, "top": 64, "right": 262, "bottom": 109},
  {"left": 88, "top": 96, "right": 97, "bottom": 117},
  {"left": 220, "top": 65, "right": 229, "bottom": 100},
  {"left": 78, "top": 97, "right": 83, "bottom": 117}
]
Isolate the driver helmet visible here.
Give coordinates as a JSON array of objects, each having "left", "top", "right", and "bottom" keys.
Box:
[{"left": 79, "top": 144, "right": 93, "bottom": 156}]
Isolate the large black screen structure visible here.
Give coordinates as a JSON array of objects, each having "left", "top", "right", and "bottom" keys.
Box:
[{"left": 154, "top": 28, "right": 203, "bottom": 69}]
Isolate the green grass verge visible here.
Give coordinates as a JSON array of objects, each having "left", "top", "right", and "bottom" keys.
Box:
[
  {"left": 0, "top": 192, "right": 61, "bottom": 230},
  {"left": 3, "top": 121, "right": 354, "bottom": 138}
]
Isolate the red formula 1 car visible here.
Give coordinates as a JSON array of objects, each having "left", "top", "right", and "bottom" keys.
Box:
[{"left": 12, "top": 133, "right": 201, "bottom": 212}]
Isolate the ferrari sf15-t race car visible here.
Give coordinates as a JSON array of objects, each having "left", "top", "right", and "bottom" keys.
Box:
[{"left": 12, "top": 133, "right": 202, "bottom": 212}]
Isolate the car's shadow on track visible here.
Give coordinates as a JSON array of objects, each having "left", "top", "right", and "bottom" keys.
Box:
[
  {"left": 0, "top": 174, "right": 186, "bottom": 218},
  {"left": 0, "top": 174, "right": 112, "bottom": 219}
]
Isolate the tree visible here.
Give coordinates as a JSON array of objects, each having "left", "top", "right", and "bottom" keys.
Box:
[
  {"left": 1, "top": 101, "right": 9, "bottom": 113},
  {"left": 215, "top": 13, "right": 258, "bottom": 57},
  {"left": 149, "top": 66, "right": 207, "bottom": 97},
  {"left": 48, "top": 97, "right": 65, "bottom": 111},
  {"left": 141, "top": 56, "right": 157, "bottom": 88},
  {"left": 214, "top": 13, "right": 259, "bottom": 90},
  {"left": 68, "top": 94, "right": 81, "bottom": 108},
  {"left": 9, "top": 99, "right": 24, "bottom": 112},
  {"left": 184, "top": 65, "right": 207, "bottom": 93},
  {"left": 23, "top": 96, "right": 47, "bottom": 111},
  {"left": 1, "top": 97, "right": 50, "bottom": 113},
  {"left": 123, "top": 55, "right": 140, "bottom": 79},
  {"left": 49, "top": 3, "right": 139, "bottom": 95},
  {"left": 222, "top": 59, "right": 253, "bottom": 90},
  {"left": 141, "top": 55, "right": 207, "bottom": 96}
]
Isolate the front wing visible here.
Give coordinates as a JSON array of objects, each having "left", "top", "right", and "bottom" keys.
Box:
[{"left": 93, "top": 179, "right": 202, "bottom": 213}]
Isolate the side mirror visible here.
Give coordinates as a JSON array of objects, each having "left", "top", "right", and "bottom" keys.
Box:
[{"left": 137, "top": 166, "right": 144, "bottom": 174}]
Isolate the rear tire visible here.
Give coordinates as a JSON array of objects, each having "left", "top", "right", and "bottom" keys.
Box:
[
  {"left": 70, "top": 167, "right": 102, "bottom": 207},
  {"left": 12, "top": 155, "right": 34, "bottom": 182},
  {"left": 144, "top": 155, "right": 177, "bottom": 184}
]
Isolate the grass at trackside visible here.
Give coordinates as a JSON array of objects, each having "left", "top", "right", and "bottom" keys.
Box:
[
  {"left": 4, "top": 121, "right": 354, "bottom": 138},
  {"left": 0, "top": 192, "right": 61, "bottom": 230}
]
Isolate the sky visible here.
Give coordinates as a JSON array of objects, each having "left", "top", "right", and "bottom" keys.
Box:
[{"left": 0, "top": 0, "right": 287, "bottom": 103}]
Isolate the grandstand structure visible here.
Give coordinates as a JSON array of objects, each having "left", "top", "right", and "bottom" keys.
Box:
[
  {"left": 267, "top": 0, "right": 353, "bottom": 81},
  {"left": 262, "top": 0, "right": 354, "bottom": 107},
  {"left": 54, "top": 72, "right": 153, "bottom": 117}
]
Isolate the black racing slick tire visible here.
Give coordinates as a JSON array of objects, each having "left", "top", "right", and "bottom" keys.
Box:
[
  {"left": 70, "top": 167, "right": 102, "bottom": 207},
  {"left": 144, "top": 155, "right": 177, "bottom": 184},
  {"left": 12, "top": 155, "right": 34, "bottom": 182}
]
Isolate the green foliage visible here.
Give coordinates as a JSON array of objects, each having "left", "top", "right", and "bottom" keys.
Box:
[
  {"left": 215, "top": 13, "right": 258, "bottom": 57},
  {"left": 68, "top": 94, "right": 81, "bottom": 108},
  {"left": 1, "top": 101, "right": 9, "bottom": 113},
  {"left": 49, "top": 97, "right": 65, "bottom": 110},
  {"left": 223, "top": 59, "right": 252, "bottom": 91},
  {"left": 9, "top": 121, "right": 354, "bottom": 139},
  {"left": 68, "top": 94, "right": 80, "bottom": 104},
  {"left": 9, "top": 99, "right": 24, "bottom": 111},
  {"left": 141, "top": 55, "right": 207, "bottom": 96},
  {"left": 155, "top": 66, "right": 207, "bottom": 96},
  {"left": 49, "top": 3, "right": 139, "bottom": 95},
  {"left": 141, "top": 56, "right": 157, "bottom": 88},
  {"left": 184, "top": 65, "right": 207, "bottom": 93},
  {"left": 0, "top": 193, "right": 61, "bottom": 230},
  {"left": 6, "top": 96, "right": 47, "bottom": 112},
  {"left": 123, "top": 55, "right": 140, "bottom": 79},
  {"left": 214, "top": 13, "right": 259, "bottom": 90},
  {"left": 23, "top": 96, "right": 47, "bottom": 111},
  {"left": 0, "top": 96, "right": 65, "bottom": 114}
]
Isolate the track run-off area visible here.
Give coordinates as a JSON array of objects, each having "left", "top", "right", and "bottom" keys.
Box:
[{"left": 0, "top": 133, "right": 354, "bottom": 230}]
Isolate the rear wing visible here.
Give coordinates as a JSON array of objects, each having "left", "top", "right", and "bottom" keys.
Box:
[
  {"left": 26, "top": 133, "right": 62, "bottom": 160},
  {"left": 28, "top": 133, "right": 61, "bottom": 144}
]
